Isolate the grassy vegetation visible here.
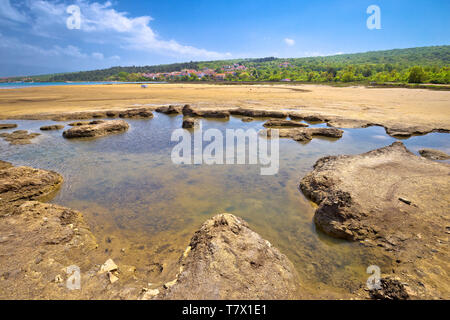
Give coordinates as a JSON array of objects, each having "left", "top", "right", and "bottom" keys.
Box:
[{"left": 19, "top": 45, "right": 450, "bottom": 84}]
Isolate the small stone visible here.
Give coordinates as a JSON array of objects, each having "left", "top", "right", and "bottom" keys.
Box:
[
  {"left": 99, "top": 258, "right": 118, "bottom": 274},
  {"left": 54, "top": 275, "right": 63, "bottom": 283},
  {"left": 108, "top": 272, "right": 119, "bottom": 284}
]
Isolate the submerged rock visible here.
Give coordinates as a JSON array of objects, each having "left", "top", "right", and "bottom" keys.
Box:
[
  {"left": 0, "top": 162, "right": 63, "bottom": 209},
  {"left": 266, "top": 127, "right": 343, "bottom": 142},
  {"left": 0, "top": 130, "right": 40, "bottom": 145},
  {"left": 62, "top": 120, "right": 129, "bottom": 139},
  {"left": 263, "top": 119, "right": 309, "bottom": 128},
  {"left": 231, "top": 108, "right": 287, "bottom": 118},
  {"left": 40, "top": 125, "right": 65, "bottom": 131},
  {"left": 0, "top": 124, "right": 18, "bottom": 130},
  {"left": 155, "top": 214, "right": 303, "bottom": 300},
  {"left": 418, "top": 148, "right": 450, "bottom": 160},
  {"left": 182, "top": 117, "right": 199, "bottom": 129},
  {"left": 182, "top": 105, "right": 230, "bottom": 118},
  {"left": 241, "top": 117, "right": 254, "bottom": 122}
]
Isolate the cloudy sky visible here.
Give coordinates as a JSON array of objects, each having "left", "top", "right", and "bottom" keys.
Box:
[{"left": 0, "top": 0, "right": 449, "bottom": 77}]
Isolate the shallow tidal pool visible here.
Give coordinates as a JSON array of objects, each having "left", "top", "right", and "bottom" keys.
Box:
[{"left": 1, "top": 114, "right": 449, "bottom": 298}]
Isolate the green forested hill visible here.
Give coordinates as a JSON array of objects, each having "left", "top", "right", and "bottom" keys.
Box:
[{"left": 35, "top": 45, "right": 450, "bottom": 84}]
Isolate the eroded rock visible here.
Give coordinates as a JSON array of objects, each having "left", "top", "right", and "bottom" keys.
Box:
[
  {"left": 0, "top": 130, "right": 40, "bottom": 145},
  {"left": 182, "top": 105, "right": 230, "bottom": 119},
  {"left": 300, "top": 142, "right": 450, "bottom": 299},
  {"left": 266, "top": 127, "right": 343, "bottom": 142},
  {"left": 62, "top": 120, "right": 129, "bottom": 139},
  {"left": 0, "top": 124, "right": 17, "bottom": 130},
  {"left": 263, "top": 119, "right": 309, "bottom": 128},
  {"left": 182, "top": 117, "right": 199, "bottom": 129},
  {"left": 231, "top": 108, "right": 287, "bottom": 118},
  {"left": 40, "top": 125, "right": 65, "bottom": 131},
  {"left": 419, "top": 148, "right": 450, "bottom": 160},
  {"left": 155, "top": 105, "right": 182, "bottom": 114},
  {"left": 154, "top": 214, "right": 303, "bottom": 300}
]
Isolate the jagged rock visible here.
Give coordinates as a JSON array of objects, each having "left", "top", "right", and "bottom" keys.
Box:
[
  {"left": 0, "top": 130, "right": 40, "bottom": 145},
  {"left": 99, "top": 259, "right": 118, "bottom": 274},
  {"left": 155, "top": 105, "right": 182, "bottom": 114},
  {"left": 230, "top": 108, "right": 287, "bottom": 118},
  {"left": 369, "top": 277, "right": 410, "bottom": 300},
  {"left": 62, "top": 120, "right": 129, "bottom": 139},
  {"left": 419, "top": 148, "right": 450, "bottom": 160},
  {"left": 182, "top": 117, "right": 199, "bottom": 129},
  {"left": 182, "top": 105, "right": 230, "bottom": 118},
  {"left": 155, "top": 214, "right": 303, "bottom": 300},
  {"left": 40, "top": 125, "right": 65, "bottom": 131},
  {"left": 263, "top": 119, "right": 309, "bottom": 128},
  {"left": 0, "top": 124, "right": 17, "bottom": 130}
]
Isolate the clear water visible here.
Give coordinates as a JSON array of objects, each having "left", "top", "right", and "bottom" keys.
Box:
[{"left": 1, "top": 115, "right": 449, "bottom": 297}]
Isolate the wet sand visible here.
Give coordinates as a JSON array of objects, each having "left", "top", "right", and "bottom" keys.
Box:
[{"left": 0, "top": 84, "right": 449, "bottom": 132}]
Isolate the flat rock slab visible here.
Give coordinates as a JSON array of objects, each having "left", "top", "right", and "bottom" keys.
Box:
[
  {"left": 62, "top": 120, "right": 129, "bottom": 139},
  {"left": 0, "top": 130, "right": 40, "bottom": 145},
  {"left": 154, "top": 214, "right": 303, "bottom": 300},
  {"left": 182, "top": 105, "right": 230, "bottom": 118},
  {"left": 300, "top": 142, "right": 450, "bottom": 299},
  {"left": 266, "top": 127, "right": 343, "bottom": 142},
  {"left": 40, "top": 125, "right": 65, "bottom": 131},
  {"left": 419, "top": 148, "right": 450, "bottom": 160},
  {"left": 231, "top": 108, "right": 287, "bottom": 118},
  {"left": 263, "top": 119, "right": 309, "bottom": 128},
  {"left": 0, "top": 124, "right": 18, "bottom": 130},
  {"left": 0, "top": 162, "right": 63, "bottom": 209}
]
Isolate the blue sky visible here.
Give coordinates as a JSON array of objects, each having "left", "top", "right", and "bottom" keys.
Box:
[{"left": 0, "top": 0, "right": 449, "bottom": 76}]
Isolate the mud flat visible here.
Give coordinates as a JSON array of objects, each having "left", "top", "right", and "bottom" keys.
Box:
[{"left": 300, "top": 142, "right": 450, "bottom": 299}]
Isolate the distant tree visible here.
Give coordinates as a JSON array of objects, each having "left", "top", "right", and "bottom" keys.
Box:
[{"left": 408, "top": 66, "right": 426, "bottom": 83}]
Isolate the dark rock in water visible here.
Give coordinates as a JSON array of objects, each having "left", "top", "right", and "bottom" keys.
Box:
[
  {"left": 0, "top": 130, "right": 40, "bottom": 145},
  {"left": 156, "top": 105, "right": 182, "bottom": 114},
  {"left": 182, "top": 105, "right": 230, "bottom": 118},
  {"left": 231, "top": 108, "right": 287, "bottom": 118},
  {"left": 118, "top": 108, "right": 154, "bottom": 119},
  {"left": 40, "top": 125, "right": 65, "bottom": 131},
  {"left": 182, "top": 117, "right": 199, "bottom": 129},
  {"left": 62, "top": 120, "right": 129, "bottom": 139},
  {"left": 153, "top": 214, "right": 303, "bottom": 300},
  {"left": 289, "top": 112, "right": 326, "bottom": 122},
  {"left": 0, "top": 124, "right": 18, "bottom": 130},
  {"left": 68, "top": 120, "right": 104, "bottom": 127},
  {"left": 263, "top": 119, "right": 308, "bottom": 128},
  {"left": 241, "top": 117, "right": 254, "bottom": 122},
  {"left": 418, "top": 148, "right": 450, "bottom": 160}
]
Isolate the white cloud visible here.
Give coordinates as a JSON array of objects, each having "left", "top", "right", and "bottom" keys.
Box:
[
  {"left": 0, "top": 0, "right": 27, "bottom": 23},
  {"left": 21, "top": 0, "right": 230, "bottom": 59},
  {"left": 284, "top": 38, "right": 295, "bottom": 46}
]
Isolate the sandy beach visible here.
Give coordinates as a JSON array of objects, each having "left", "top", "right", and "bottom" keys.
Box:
[{"left": 0, "top": 83, "right": 449, "bottom": 132}]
